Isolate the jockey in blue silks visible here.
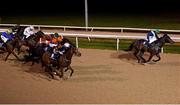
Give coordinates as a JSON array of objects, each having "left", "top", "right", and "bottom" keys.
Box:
[
  {"left": 145, "top": 29, "right": 160, "bottom": 47},
  {"left": 0, "top": 29, "right": 14, "bottom": 47}
]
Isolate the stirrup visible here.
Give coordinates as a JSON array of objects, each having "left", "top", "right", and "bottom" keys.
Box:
[{"left": 51, "top": 57, "right": 56, "bottom": 60}]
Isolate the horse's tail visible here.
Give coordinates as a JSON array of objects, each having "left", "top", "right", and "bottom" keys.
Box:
[{"left": 125, "top": 41, "right": 135, "bottom": 51}]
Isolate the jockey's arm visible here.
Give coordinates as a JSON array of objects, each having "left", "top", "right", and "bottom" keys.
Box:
[
  {"left": 155, "top": 33, "right": 159, "bottom": 39},
  {"left": 49, "top": 43, "right": 58, "bottom": 48},
  {"left": 29, "top": 31, "right": 35, "bottom": 35},
  {"left": 23, "top": 28, "right": 30, "bottom": 36},
  {"left": 147, "top": 32, "right": 151, "bottom": 42}
]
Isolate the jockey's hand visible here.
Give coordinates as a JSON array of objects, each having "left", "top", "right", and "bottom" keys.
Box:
[
  {"left": 54, "top": 46, "right": 58, "bottom": 50},
  {"left": 58, "top": 45, "right": 62, "bottom": 49}
]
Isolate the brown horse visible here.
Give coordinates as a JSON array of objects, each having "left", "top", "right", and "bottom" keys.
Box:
[{"left": 42, "top": 44, "right": 81, "bottom": 79}]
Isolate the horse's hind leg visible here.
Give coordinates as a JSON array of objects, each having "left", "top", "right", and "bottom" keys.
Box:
[
  {"left": 147, "top": 53, "right": 154, "bottom": 62},
  {"left": 152, "top": 53, "right": 161, "bottom": 62},
  {"left": 5, "top": 52, "right": 11, "bottom": 61}
]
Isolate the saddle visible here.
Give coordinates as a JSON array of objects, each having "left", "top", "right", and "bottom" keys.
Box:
[
  {"left": 143, "top": 40, "right": 151, "bottom": 48},
  {"left": 144, "top": 41, "right": 160, "bottom": 51}
]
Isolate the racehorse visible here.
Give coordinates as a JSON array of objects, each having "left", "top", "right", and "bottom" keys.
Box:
[
  {"left": 24, "top": 43, "right": 47, "bottom": 65},
  {"left": 22, "top": 33, "right": 71, "bottom": 65},
  {"left": 18, "top": 30, "right": 46, "bottom": 56},
  {"left": 126, "top": 33, "right": 174, "bottom": 63},
  {"left": 41, "top": 44, "right": 81, "bottom": 79},
  {"left": 0, "top": 26, "right": 23, "bottom": 61},
  {"left": 0, "top": 36, "right": 20, "bottom": 61},
  {"left": 20, "top": 30, "right": 45, "bottom": 48}
]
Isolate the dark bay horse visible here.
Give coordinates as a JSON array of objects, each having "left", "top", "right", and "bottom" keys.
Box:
[
  {"left": 17, "top": 30, "right": 46, "bottom": 56},
  {"left": 126, "top": 33, "right": 174, "bottom": 63},
  {"left": 0, "top": 36, "right": 20, "bottom": 61},
  {"left": 19, "top": 30, "right": 45, "bottom": 49},
  {"left": 0, "top": 26, "right": 24, "bottom": 61},
  {"left": 42, "top": 44, "right": 81, "bottom": 79}
]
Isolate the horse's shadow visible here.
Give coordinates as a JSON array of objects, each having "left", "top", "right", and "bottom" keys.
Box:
[
  {"left": 110, "top": 51, "right": 150, "bottom": 64},
  {"left": 9, "top": 60, "right": 53, "bottom": 81},
  {"left": 110, "top": 51, "right": 136, "bottom": 61},
  {"left": 24, "top": 63, "right": 56, "bottom": 81}
]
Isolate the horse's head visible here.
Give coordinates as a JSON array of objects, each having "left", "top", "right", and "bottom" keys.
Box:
[
  {"left": 35, "top": 30, "right": 45, "bottom": 38},
  {"left": 163, "top": 34, "right": 175, "bottom": 44},
  {"left": 71, "top": 46, "right": 81, "bottom": 57},
  {"left": 33, "top": 30, "right": 45, "bottom": 42},
  {"left": 14, "top": 26, "right": 25, "bottom": 39},
  {"left": 11, "top": 24, "right": 20, "bottom": 32}
]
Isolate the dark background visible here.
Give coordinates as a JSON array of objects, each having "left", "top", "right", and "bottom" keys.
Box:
[{"left": 1, "top": 0, "right": 180, "bottom": 16}]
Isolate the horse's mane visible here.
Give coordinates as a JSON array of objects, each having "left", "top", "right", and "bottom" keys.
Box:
[
  {"left": 14, "top": 26, "right": 25, "bottom": 38},
  {"left": 62, "top": 37, "right": 76, "bottom": 48},
  {"left": 36, "top": 30, "right": 45, "bottom": 36},
  {"left": 153, "top": 33, "right": 168, "bottom": 43}
]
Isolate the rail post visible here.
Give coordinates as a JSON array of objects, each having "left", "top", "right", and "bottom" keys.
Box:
[
  {"left": 117, "top": 38, "right": 119, "bottom": 51},
  {"left": 76, "top": 37, "right": 79, "bottom": 48},
  {"left": 161, "top": 47, "right": 164, "bottom": 53}
]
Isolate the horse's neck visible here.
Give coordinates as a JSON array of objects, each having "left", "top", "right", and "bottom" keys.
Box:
[
  {"left": 153, "top": 37, "right": 165, "bottom": 48},
  {"left": 35, "top": 36, "right": 40, "bottom": 42},
  {"left": 16, "top": 28, "right": 24, "bottom": 37},
  {"left": 64, "top": 48, "right": 73, "bottom": 60},
  {"left": 30, "top": 35, "right": 39, "bottom": 42}
]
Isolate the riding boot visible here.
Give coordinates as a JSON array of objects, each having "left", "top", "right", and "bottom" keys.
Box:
[{"left": 51, "top": 53, "right": 55, "bottom": 60}]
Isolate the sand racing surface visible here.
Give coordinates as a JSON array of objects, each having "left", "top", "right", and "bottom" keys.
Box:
[{"left": 0, "top": 48, "right": 180, "bottom": 104}]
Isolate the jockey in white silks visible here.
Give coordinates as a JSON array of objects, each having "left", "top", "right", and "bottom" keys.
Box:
[
  {"left": 146, "top": 29, "right": 160, "bottom": 44},
  {"left": 23, "top": 25, "right": 35, "bottom": 40}
]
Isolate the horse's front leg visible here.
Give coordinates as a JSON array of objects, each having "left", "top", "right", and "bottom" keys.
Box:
[
  {"left": 12, "top": 51, "right": 20, "bottom": 61},
  {"left": 17, "top": 45, "right": 22, "bottom": 55},
  {"left": 64, "top": 66, "right": 74, "bottom": 77},
  {"left": 47, "top": 66, "right": 54, "bottom": 79},
  {"left": 55, "top": 67, "right": 64, "bottom": 78},
  {"left": 147, "top": 53, "right": 154, "bottom": 62},
  {"left": 5, "top": 52, "right": 11, "bottom": 61},
  {"left": 152, "top": 53, "right": 161, "bottom": 62},
  {"left": 139, "top": 50, "right": 146, "bottom": 63},
  {"left": 133, "top": 50, "right": 141, "bottom": 63}
]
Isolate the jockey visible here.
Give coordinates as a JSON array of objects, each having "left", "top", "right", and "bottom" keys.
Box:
[
  {"left": 0, "top": 29, "right": 14, "bottom": 46},
  {"left": 49, "top": 33, "right": 64, "bottom": 60},
  {"left": 49, "top": 33, "right": 63, "bottom": 47},
  {"left": 50, "top": 42, "right": 71, "bottom": 60},
  {"left": 59, "top": 42, "right": 71, "bottom": 54},
  {"left": 23, "top": 25, "right": 35, "bottom": 40},
  {"left": 146, "top": 29, "right": 160, "bottom": 47}
]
